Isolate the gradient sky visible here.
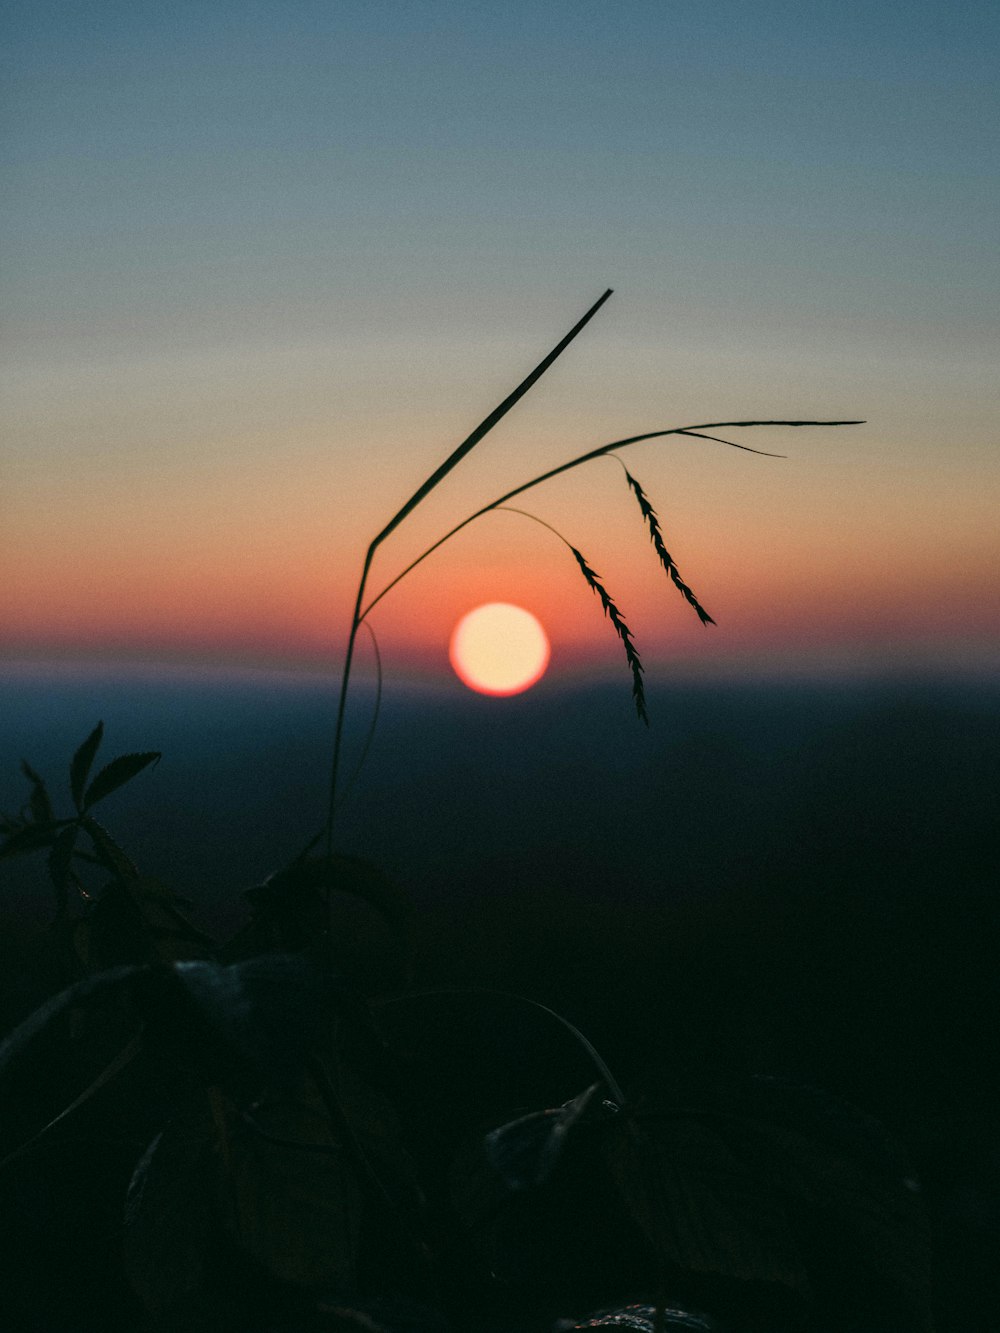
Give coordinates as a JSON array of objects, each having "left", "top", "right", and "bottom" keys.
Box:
[{"left": 3, "top": 0, "right": 998, "bottom": 690}]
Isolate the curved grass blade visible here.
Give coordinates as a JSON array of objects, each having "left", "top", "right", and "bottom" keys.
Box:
[
  {"left": 70, "top": 721, "right": 104, "bottom": 811},
  {"left": 373, "top": 289, "right": 613, "bottom": 548},
  {"left": 361, "top": 420, "right": 862, "bottom": 622},
  {"left": 568, "top": 545, "right": 648, "bottom": 725},
  {"left": 620, "top": 465, "right": 715, "bottom": 626},
  {"left": 0, "top": 1035, "right": 143, "bottom": 1171},
  {"left": 324, "top": 290, "right": 614, "bottom": 855},
  {"left": 0, "top": 965, "right": 147, "bottom": 1171}
]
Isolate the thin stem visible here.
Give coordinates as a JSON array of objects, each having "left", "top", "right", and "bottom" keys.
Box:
[
  {"left": 369, "top": 289, "right": 613, "bottom": 550},
  {"left": 0, "top": 1035, "right": 143, "bottom": 1171},
  {"left": 335, "top": 620, "right": 383, "bottom": 809},
  {"left": 495, "top": 505, "right": 575, "bottom": 549},
  {"left": 323, "top": 291, "right": 615, "bottom": 854},
  {"left": 295, "top": 619, "right": 382, "bottom": 864},
  {"left": 359, "top": 419, "right": 862, "bottom": 621},
  {"left": 325, "top": 544, "right": 375, "bottom": 860}
]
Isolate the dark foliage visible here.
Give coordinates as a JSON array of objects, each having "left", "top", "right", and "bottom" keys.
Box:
[
  {"left": 2, "top": 298, "right": 944, "bottom": 1332},
  {"left": 0, "top": 728, "right": 945, "bottom": 1331}
]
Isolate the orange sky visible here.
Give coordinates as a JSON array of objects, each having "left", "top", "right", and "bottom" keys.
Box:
[
  {"left": 3, "top": 5, "right": 997, "bottom": 687},
  {"left": 4, "top": 377, "right": 996, "bottom": 685}
]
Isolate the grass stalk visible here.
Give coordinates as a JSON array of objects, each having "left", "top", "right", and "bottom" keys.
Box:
[
  {"left": 498, "top": 506, "right": 648, "bottom": 723},
  {"left": 323, "top": 290, "right": 614, "bottom": 856},
  {"left": 358, "top": 418, "right": 861, "bottom": 623},
  {"left": 321, "top": 290, "right": 863, "bottom": 857}
]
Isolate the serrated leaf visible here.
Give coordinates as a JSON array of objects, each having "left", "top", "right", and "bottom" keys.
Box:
[
  {"left": 70, "top": 721, "right": 104, "bottom": 811},
  {"left": 0, "top": 819, "right": 65, "bottom": 860},
  {"left": 20, "top": 758, "right": 54, "bottom": 823},
  {"left": 82, "top": 750, "right": 160, "bottom": 808},
  {"left": 47, "top": 823, "right": 80, "bottom": 915},
  {"left": 82, "top": 815, "right": 138, "bottom": 880}
]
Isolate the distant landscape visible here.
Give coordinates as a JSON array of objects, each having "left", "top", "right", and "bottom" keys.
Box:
[
  {"left": 3, "top": 663, "right": 997, "bottom": 1079},
  {"left": 2, "top": 662, "right": 998, "bottom": 1326}
]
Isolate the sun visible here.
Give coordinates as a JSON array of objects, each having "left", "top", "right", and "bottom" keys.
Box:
[{"left": 449, "top": 603, "right": 550, "bottom": 697}]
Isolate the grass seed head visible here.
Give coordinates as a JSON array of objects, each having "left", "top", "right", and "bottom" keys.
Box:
[
  {"left": 622, "top": 466, "right": 715, "bottom": 626},
  {"left": 569, "top": 545, "right": 649, "bottom": 725}
]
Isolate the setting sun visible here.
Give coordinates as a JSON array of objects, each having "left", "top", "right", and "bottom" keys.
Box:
[{"left": 449, "top": 603, "right": 550, "bottom": 697}]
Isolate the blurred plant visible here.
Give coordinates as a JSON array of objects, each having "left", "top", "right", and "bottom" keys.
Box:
[{"left": 0, "top": 721, "right": 160, "bottom": 919}]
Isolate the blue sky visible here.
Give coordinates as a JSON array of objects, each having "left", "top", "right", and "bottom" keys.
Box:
[
  {"left": 6, "top": 0, "right": 996, "bottom": 347},
  {"left": 3, "top": 0, "right": 997, "bottom": 681}
]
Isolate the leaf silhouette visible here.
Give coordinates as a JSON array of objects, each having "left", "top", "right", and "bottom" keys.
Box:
[
  {"left": 606, "top": 1110, "right": 812, "bottom": 1295},
  {"left": 75, "top": 877, "right": 216, "bottom": 971},
  {"left": 450, "top": 1082, "right": 643, "bottom": 1301},
  {"left": 238, "top": 855, "right": 413, "bottom": 973},
  {"left": 20, "top": 759, "right": 53, "bottom": 824},
  {"left": 0, "top": 819, "right": 64, "bottom": 860},
  {"left": 0, "top": 966, "right": 144, "bottom": 1076},
  {"left": 216, "top": 1081, "right": 364, "bottom": 1292},
  {"left": 603, "top": 1081, "right": 933, "bottom": 1329},
  {"left": 569, "top": 546, "right": 648, "bottom": 724},
  {"left": 83, "top": 750, "right": 161, "bottom": 809},
  {"left": 155, "top": 955, "right": 333, "bottom": 1089},
  {"left": 125, "top": 1084, "right": 414, "bottom": 1318},
  {"left": 81, "top": 815, "right": 139, "bottom": 880},
  {"left": 70, "top": 721, "right": 104, "bottom": 810}
]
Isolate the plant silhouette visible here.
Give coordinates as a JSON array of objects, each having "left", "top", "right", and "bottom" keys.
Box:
[
  {"left": 0, "top": 296, "right": 943, "bottom": 1333},
  {"left": 321, "top": 288, "right": 860, "bottom": 855}
]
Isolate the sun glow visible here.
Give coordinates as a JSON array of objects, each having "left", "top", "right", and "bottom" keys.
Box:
[{"left": 449, "top": 603, "right": 550, "bottom": 696}]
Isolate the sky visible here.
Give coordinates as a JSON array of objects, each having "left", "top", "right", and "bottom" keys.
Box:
[{"left": 3, "top": 0, "right": 998, "bottom": 692}]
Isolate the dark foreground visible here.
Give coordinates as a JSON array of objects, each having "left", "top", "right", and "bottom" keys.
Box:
[{"left": 0, "top": 670, "right": 997, "bottom": 1330}]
